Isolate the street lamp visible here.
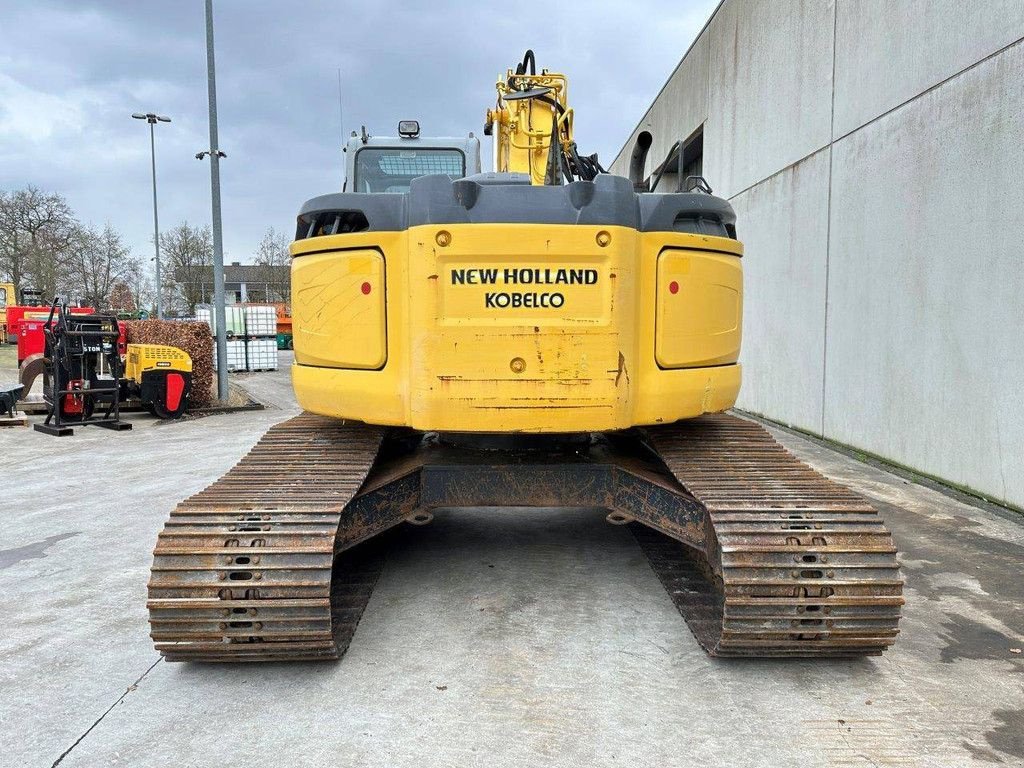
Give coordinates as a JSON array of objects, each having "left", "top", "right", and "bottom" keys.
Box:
[
  {"left": 197, "top": 0, "right": 229, "bottom": 402},
  {"left": 132, "top": 112, "right": 171, "bottom": 319}
]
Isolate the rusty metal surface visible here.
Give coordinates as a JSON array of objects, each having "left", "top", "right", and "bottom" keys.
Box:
[
  {"left": 148, "top": 411, "right": 901, "bottom": 662},
  {"left": 642, "top": 414, "right": 904, "bottom": 657},
  {"left": 18, "top": 353, "right": 45, "bottom": 398},
  {"left": 361, "top": 435, "right": 709, "bottom": 552},
  {"left": 147, "top": 414, "right": 385, "bottom": 662}
]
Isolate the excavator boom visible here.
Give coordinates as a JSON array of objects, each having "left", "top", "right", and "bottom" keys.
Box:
[{"left": 484, "top": 49, "right": 604, "bottom": 185}]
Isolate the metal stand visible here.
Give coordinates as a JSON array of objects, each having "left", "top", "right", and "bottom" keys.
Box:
[{"left": 34, "top": 299, "right": 133, "bottom": 437}]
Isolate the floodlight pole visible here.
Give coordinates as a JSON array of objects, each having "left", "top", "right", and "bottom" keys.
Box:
[
  {"left": 131, "top": 112, "right": 171, "bottom": 319},
  {"left": 202, "top": 0, "right": 228, "bottom": 402}
]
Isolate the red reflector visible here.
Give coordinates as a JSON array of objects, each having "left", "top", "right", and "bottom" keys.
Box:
[
  {"left": 361, "top": 282, "right": 372, "bottom": 295},
  {"left": 669, "top": 281, "right": 679, "bottom": 294}
]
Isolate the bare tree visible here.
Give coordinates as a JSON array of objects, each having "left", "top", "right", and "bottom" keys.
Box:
[
  {"left": 252, "top": 226, "right": 291, "bottom": 304},
  {"left": 65, "top": 223, "right": 132, "bottom": 308},
  {"left": 161, "top": 222, "right": 212, "bottom": 315},
  {"left": 123, "top": 256, "right": 155, "bottom": 315},
  {"left": 108, "top": 281, "right": 135, "bottom": 313},
  {"left": 0, "top": 186, "right": 77, "bottom": 299},
  {"left": 27, "top": 224, "right": 80, "bottom": 302}
]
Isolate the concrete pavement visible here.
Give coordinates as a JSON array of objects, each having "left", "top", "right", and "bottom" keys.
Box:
[{"left": 2, "top": 354, "right": 1022, "bottom": 767}]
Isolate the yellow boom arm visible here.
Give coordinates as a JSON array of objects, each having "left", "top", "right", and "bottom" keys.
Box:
[{"left": 485, "top": 50, "right": 576, "bottom": 185}]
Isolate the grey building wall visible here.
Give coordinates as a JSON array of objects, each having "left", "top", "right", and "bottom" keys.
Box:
[{"left": 611, "top": 0, "right": 1024, "bottom": 509}]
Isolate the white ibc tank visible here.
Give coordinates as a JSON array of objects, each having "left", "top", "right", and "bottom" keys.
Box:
[
  {"left": 243, "top": 305, "right": 277, "bottom": 337},
  {"left": 197, "top": 305, "right": 246, "bottom": 337},
  {"left": 212, "top": 339, "right": 248, "bottom": 372},
  {"left": 245, "top": 338, "right": 279, "bottom": 371}
]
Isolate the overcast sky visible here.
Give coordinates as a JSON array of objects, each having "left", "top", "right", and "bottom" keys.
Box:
[{"left": 0, "top": 0, "right": 717, "bottom": 265}]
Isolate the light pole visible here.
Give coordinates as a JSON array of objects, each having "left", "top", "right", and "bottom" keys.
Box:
[
  {"left": 197, "top": 0, "right": 228, "bottom": 402},
  {"left": 132, "top": 112, "right": 170, "bottom": 319}
]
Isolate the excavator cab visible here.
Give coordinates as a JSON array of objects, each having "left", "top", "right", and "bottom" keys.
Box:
[{"left": 343, "top": 124, "right": 481, "bottom": 193}]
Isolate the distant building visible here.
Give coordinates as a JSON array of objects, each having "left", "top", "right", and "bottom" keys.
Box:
[
  {"left": 198, "top": 261, "right": 290, "bottom": 305},
  {"left": 611, "top": 1, "right": 1024, "bottom": 509}
]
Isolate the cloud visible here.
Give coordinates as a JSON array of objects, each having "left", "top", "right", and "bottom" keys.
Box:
[{"left": 0, "top": 0, "right": 717, "bottom": 265}]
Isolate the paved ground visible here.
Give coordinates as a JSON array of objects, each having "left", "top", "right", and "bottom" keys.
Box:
[{"left": 2, "top": 353, "right": 1022, "bottom": 768}]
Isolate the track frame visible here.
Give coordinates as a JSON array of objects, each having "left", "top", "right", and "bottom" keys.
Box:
[{"left": 148, "top": 413, "right": 903, "bottom": 662}]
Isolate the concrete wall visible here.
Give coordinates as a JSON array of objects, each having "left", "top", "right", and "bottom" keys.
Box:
[{"left": 611, "top": 0, "right": 1024, "bottom": 509}]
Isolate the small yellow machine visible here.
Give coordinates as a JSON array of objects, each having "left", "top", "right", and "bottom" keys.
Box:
[
  {"left": 148, "top": 50, "right": 902, "bottom": 663},
  {"left": 123, "top": 344, "right": 192, "bottom": 419},
  {"left": 0, "top": 282, "right": 15, "bottom": 342}
]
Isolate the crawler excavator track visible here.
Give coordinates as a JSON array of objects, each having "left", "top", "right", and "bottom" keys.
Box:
[
  {"left": 638, "top": 414, "right": 904, "bottom": 657},
  {"left": 148, "top": 414, "right": 385, "bottom": 662},
  {"left": 148, "top": 413, "right": 902, "bottom": 662}
]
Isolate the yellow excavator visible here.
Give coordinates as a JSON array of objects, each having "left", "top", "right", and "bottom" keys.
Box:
[{"left": 148, "top": 51, "right": 902, "bottom": 661}]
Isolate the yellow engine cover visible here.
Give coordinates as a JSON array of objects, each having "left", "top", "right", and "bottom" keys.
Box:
[
  {"left": 124, "top": 344, "right": 193, "bottom": 383},
  {"left": 656, "top": 249, "right": 742, "bottom": 368},
  {"left": 290, "top": 224, "right": 742, "bottom": 433},
  {"left": 292, "top": 249, "right": 386, "bottom": 369}
]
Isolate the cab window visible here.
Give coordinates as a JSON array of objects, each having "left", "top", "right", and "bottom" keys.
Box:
[{"left": 353, "top": 148, "right": 465, "bottom": 193}]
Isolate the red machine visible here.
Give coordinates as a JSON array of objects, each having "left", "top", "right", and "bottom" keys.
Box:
[
  {"left": 10, "top": 306, "right": 95, "bottom": 365},
  {"left": 6, "top": 306, "right": 37, "bottom": 346}
]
